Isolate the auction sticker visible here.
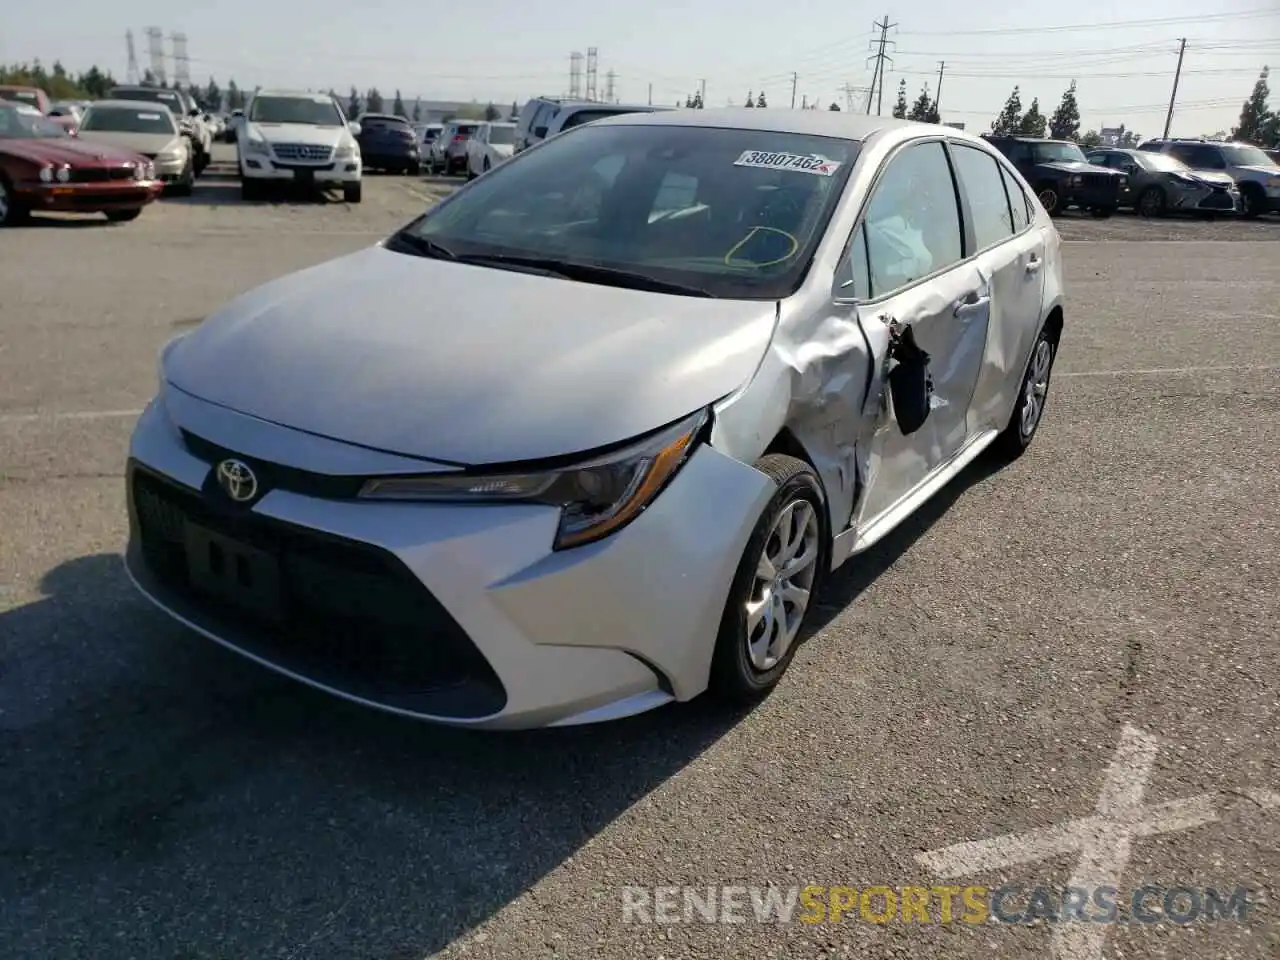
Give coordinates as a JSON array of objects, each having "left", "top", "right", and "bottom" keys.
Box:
[{"left": 734, "top": 150, "right": 843, "bottom": 175}]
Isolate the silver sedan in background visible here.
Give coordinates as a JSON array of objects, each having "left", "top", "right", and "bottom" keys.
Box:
[{"left": 124, "top": 110, "right": 1066, "bottom": 730}]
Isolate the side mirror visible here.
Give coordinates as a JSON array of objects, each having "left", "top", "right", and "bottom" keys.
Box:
[
  {"left": 348, "top": 121, "right": 361, "bottom": 136},
  {"left": 533, "top": 125, "right": 548, "bottom": 139},
  {"left": 188, "top": 107, "right": 201, "bottom": 117}
]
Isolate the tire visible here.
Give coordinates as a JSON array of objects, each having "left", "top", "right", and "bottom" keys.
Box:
[
  {"left": 1036, "top": 183, "right": 1060, "bottom": 216},
  {"left": 483, "top": 157, "right": 491, "bottom": 173},
  {"left": 466, "top": 164, "right": 477, "bottom": 181},
  {"left": 1090, "top": 205, "right": 1116, "bottom": 219},
  {"left": 0, "top": 176, "right": 25, "bottom": 227},
  {"left": 1239, "top": 183, "right": 1266, "bottom": 220},
  {"left": 343, "top": 182, "right": 362, "bottom": 204},
  {"left": 708, "top": 454, "right": 828, "bottom": 705},
  {"left": 241, "top": 178, "right": 264, "bottom": 201},
  {"left": 992, "top": 323, "right": 1057, "bottom": 460},
  {"left": 407, "top": 161, "right": 421, "bottom": 176},
  {"left": 171, "top": 160, "right": 195, "bottom": 197},
  {"left": 105, "top": 208, "right": 142, "bottom": 223},
  {"left": 1137, "top": 186, "right": 1166, "bottom": 218}
]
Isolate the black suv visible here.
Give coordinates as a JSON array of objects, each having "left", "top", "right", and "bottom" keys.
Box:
[{"left": 983, "top": 135, "right": 1126, "bottom": 217}]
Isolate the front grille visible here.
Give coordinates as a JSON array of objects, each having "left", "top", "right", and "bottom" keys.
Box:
[
  {"left": 70, "top": 166, "right": 137, "bottom": 183},
  {"left": 130, "top": 463, "right": 507, "bottom": 717},
  {"left": 179, "top": 429, "right": 368, "bottom": 498},
  {"left": 1198, "top": 191, "right": 1237, "bottom": 210},
  {"left": 270, "top": 142, "right": 333, "bottom": 163},
  {"left": 1082, "top": 173, "right": 1117, "bottom": 191}
]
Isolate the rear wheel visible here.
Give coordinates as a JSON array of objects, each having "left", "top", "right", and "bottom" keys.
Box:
[
  {"left": 105, "top": 208, "right": 142, "bottom": 223},
  {"left": 709, "top": 454, "right": 827, "bottom": 705},
  {"left": 993, "top": 324, "right": 1057, "bottom": 460},
  {"left": 1239, "top": 183, "right": 1266, "bottom": 220}
]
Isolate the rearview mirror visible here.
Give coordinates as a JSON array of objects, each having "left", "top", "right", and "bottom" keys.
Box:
[{"left": 348, "top": 121, "right": 361, "bottom": 136}]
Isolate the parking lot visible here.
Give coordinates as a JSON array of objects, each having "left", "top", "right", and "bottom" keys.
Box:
[{"left": 1, "top": 143, "right": 1278, "bottom": 960}]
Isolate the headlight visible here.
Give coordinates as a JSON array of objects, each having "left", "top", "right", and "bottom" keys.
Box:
[
  {"left": 244, "top": 136, "right": 269, "bottom": 155},
  {"left": 38, "top": 164, "right": 54, "bottom": 182},
  {"left": 1069, "top": 174, "right": 1083, "bottom": 186},
  {"left": 55, "top": 165, "right": 71, "bottom": 183},
  {"left": 335, "top": 143, "right": 357, "bottom": 159},
  {"left": 1267, "top": 176, "right": 1280, "bottom": 188},
  {"left": 157, "top": 150, "right": 181, "bottom": 162},
  {"left": 358, "top": 408, "right": 709, "bottom": 550}
]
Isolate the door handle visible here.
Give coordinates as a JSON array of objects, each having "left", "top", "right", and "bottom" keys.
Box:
[
  {"left": 1026, "top": 253, "right": 1043, "bottom": 273},
  {"left": 953, "top": 291, "right": 989, "bottom": 317}
]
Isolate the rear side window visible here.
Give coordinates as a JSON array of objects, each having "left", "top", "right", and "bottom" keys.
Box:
[
  {"left": 998, "top": 164, "right": 1031, "bottom": 231},
  {"left": 949, "top": 143, "right": 1015, "bottom": 251},
  {"left": 560, "top": 109, "right": 635, "bottom": 131},
  {"left": 1170, "top": 144, "right": 1224, "bottom": 169}
]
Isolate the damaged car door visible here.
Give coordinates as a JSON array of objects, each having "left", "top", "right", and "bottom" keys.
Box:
[{"left": 838, "top": 138, "right": 988, "bottom": 529}]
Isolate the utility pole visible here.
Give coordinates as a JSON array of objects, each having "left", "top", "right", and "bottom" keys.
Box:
[
  {"left": 934, "top": 61, "right": 945, "bottom": 116},
  {"left": 699, "top": 78, "right": 707, "bottom": 106},
  {"left": 647, "top": 83, "right": 652, "bottom": 106},
  {"left": 1162, "top": 38, "right": 1187, "bottom": 139},
  {"left": 791, "top": 72, "right": 798, "bottom": 109},
  {"left": 865, "top": 16, "right": 897, "bottom": 115}
]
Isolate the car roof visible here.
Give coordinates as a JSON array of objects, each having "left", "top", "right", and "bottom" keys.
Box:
[
  {"left": 252, "top": 89, "right": 334, "bottom": 99},
  {"left": 360, "top": 113, "right": 409, "bottom": 122},
  {"left": 485, "top": 120, "right": 515, "bottom": 127},
  {"left": 0, "top": 99, "right": 41, "bottom": 114},
  {"left": 583, "top": 107, "right": 942, "bottom": 143},
  {"left": 84, "top": 99, "right": 180, "bottom": 114}
]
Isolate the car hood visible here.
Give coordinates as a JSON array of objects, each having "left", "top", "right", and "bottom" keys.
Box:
[
  {"left": 0, "top": 137, "right": 141, "bottom": 166},
  {"left": 1236, "top": 164, "right": 1280, "bottom": 178},
  {"left": 1177, "top": 169, "right": 1236, "bottom": 186},
  {"left": 164, "top": 245, "right": 779, "bottom": 466},
  {"left": 76, "top": 130, "right": 178, "bottom": 155},
  {"left": 248, "top": 122, "right": 344, "bottom": 146},
  {"left": 491, "top": 144, "right": 514, "bottom": 159},
  {"left": 1042, "top": 159, "right": 1119, "bottom": 175}
]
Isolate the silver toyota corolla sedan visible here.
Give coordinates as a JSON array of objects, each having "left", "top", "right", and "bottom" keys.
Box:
[{"left": 125, "top": 109, "right": 1065, "bottom": 730}]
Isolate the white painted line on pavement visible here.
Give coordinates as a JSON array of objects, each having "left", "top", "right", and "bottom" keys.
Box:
[
  {"left": 0, "top": 409, "right": 143, "bottom": 425},
  {"left": 1059, "top": 363, "right": 1280, "bottom": 378}
]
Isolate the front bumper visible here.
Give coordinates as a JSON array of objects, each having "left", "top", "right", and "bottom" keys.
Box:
[
  {"left": 15, "top": 179, "right": 162, "bottom": 212},
  {"left": 124, "top": 389, "right": 773, "bottom": 729},
  {"left": 363, "top": 150, "right": 420, "bottom": 167},
  {"left": 240, "top": 152, "right": 361, "bottom": 183}
]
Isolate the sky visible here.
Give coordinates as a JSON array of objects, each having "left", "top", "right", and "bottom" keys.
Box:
[{"left": 5, "top": 0, "right": 1278, "bottom": 138}]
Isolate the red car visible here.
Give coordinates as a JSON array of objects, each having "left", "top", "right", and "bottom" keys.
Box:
[{"left": 0, "top": 100, "right": 163, "bottom": 226}]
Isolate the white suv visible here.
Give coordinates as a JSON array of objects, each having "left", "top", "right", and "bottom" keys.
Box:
[{"left": 237, "top": 90, "right": 363, "bottom": 203}]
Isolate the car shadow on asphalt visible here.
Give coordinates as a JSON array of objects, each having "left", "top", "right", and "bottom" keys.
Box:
[
  {"left": 12, "top": 215, "right": 121, "bottom": 229},
  {"left": 161, "top": 180, "right": 351, "bottom": 207},
  {"left": 0, "top": 553, "right": 752, "bottom": 957}
]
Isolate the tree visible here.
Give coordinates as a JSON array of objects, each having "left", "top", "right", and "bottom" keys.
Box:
[
  {"left": 692, "top": 91, "right": 703, "bottom": 109},
  {"left": 393, "top": 89, "right": 406, "bottom": 118},
  {"left": 829, "top": 102, "right": 841, "bottom": 111},
  {"left": 142, "top": 68, "right": 157, "bottom": 86},
  {"left": 483, "top": 102, "right": 500, "bottom": 121},
  {"left": 202, "top": 77, "right": 221, "bottom": 112},
  {"left": 891, "top": 79, "right": 908, "bottom": 119},
  {"left": 226, "top": 79, "right": 245, "bottom": 110},
  {"left": 347, "top": 86, "right": 361, "bottom": 118},
  {"left": 1048, "top": 81, "right": 1081, "bottom": 141},
  {"left": 1018, "top": 97, "right": 1047, "bottom": 137},
  {"left": 366, "top": 88, "right": 384, "bottom": 113},
  {"left": 991, "top": 86, "right": 1023, "bottom": 135},
  {"left": 908, "top": 85, "right": 936, "bottom": 122},
  {"left": 510, "top": 100, "right": 519, "bottom": 120},
  {"left": 745, "top": 90, "right": 755, "bottom": 108},
  {"left": 1232, "top": 67, "right": 1273, "bottom": 144},
  {"left": 1079, "top": 129, "right": 1102, "bottom": 148},
  {"left": 756, "top": 91, "right": 767, "bottom": 108},
  {"left": 685, "top": 94, "right": 694, "bottom": 108},
  {"left": 0, "top": 61, "right": 115, "bottom": 100}
]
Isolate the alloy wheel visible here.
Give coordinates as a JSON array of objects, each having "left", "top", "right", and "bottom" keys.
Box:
[
  {"left": 1020, "top": 338, "right": 1054, "bottom": 439},
  {"left": 1038, "top": 188, "right": 1058, "bottom": 214},
  {"left": 745, "top": 498, "right": 820, "bottom": 671}
]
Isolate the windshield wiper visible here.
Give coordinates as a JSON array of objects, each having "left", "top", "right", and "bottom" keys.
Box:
[
  {"left": 386, "top": 232, "right": 458, "bottom": 260},
  {"left": 452, "top": 254, "right": 715, "bottom": 297}
]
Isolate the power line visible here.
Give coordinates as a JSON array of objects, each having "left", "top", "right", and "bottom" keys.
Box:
[{"left": 898, "top": 8, "right": 1278, "bottom": 37}]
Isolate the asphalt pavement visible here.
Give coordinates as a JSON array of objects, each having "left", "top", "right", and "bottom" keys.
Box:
[{"left": 1, "top": 149, "right": 1278, "bottom": 960}]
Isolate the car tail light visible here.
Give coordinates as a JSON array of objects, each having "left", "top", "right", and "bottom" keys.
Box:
[{"left": 452, "top": 134, "right": 465, "bottom": 142}]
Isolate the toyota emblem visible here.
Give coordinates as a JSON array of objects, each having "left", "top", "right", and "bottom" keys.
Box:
[{"left": 215, "top": 459, "right": 259, "bottom": 503}]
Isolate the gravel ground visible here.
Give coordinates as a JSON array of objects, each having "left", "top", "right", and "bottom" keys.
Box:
[{"left": 1, "top": 150, "right": 1277, "bottom": 960}]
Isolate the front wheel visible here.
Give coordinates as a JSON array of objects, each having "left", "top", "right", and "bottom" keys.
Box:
[
  {"left": 105, "top": 208, "right": 142, "bottom": 222},
  {"left": 0, "top": 177, "right": 26, "bottom": 226},
  {"left": 1036, "top": 184, "right": 1060, "bottom": 216},
  {"left": 407, "top": 161, "right": 421, "bottom": 176},
  {"left": 343, "top": 182, "right": 362, "bottom": 204},
  {"left": 992, "top": 325, "right": 1057, "bottom": 460},
  {"left": 1137, "top": 186, "right": 1166, "bottom": 218},
  {"left": 240, "top": 177, "right": 265, "bottom": 201},
  {"left": 709, "top": 454, "right": 827, "bottom": 705}
]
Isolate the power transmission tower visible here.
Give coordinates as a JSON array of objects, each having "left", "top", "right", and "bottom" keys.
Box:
[
  {"left": 125, "top": 30, "right": 141, "bottom": 85},
  {"left": 585, "top": 47, "right": 598, "bottom": 102},
  {"left": 145, "top": 26, "right": 166, "bottom": 86},
  {"left": 838, "top": 82, "right": 859, "bottom": 112},
  {"left": 790, "top": 72, "right": 798, "bottom": 109},
  {"left": 170, "top": 32, "right": 190, "bottom": 90},
  {"left": 934, "top": 60, "right": 945, "bottom": 116},
  {"left": 569, "top": 52, "right": 583, "bottom": 99},
  {"left": 605, "top": 70, "right": 616, "bottom": 104},
  {"left": 1162, "top": 38, "right": 1187, "bottom": 139},
  {"left": 865, "top": 15, "right": 897, "bottom": 115}
]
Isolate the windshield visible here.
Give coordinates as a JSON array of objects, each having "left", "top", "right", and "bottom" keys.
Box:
[
  {"left": 81, "top": 107, "right": 176, "bottom": 135},
  {"left": 1136, "top": 152, "right": 1189, "bottom": 173},
  {"left": 1220, "top": 144, "right": 1275, "bottom": 167},
  {"left": 111, "top": 89, "right": 182, "bottom": 113},
  {"left": 395, "top": 123, "right": 859, "bottom": 300},
  {"left": 0, "top": 104, "right": 68, "bottom": 139},
  {"left": 1031, "top": 142, "right": 1087, "bottom": 164},
  {"left": 249, "top": 95, "right": 342, "bottom": 126},
  {"left": 2, "top": 89, "right": 40, "bottom": 107},
  {"left": 488, "top": 125, "right": 515, "bottom": 145}
]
